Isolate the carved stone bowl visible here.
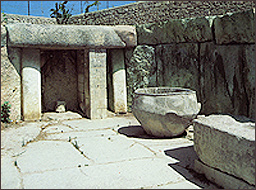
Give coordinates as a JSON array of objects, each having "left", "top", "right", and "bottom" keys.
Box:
[{"left": 132, "top": 87, "right": 201, "bottom": 137}]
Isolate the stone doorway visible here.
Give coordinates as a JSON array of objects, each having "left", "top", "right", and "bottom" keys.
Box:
[{"left": 41, "top": 50, "right": 78, "bottom": 113}]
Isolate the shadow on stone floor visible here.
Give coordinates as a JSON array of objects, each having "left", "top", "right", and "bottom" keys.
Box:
[
  {"left": 164, "top": 146, "right": 223, "bottom": 189},
  {"left": 117, "top": 125, "right": 187, "bottom": 139}
]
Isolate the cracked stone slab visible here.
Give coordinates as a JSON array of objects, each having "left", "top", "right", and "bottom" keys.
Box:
[
  {"left": 23, "top": 158, "right": 187, "bottom": 189},
  {"left": 1, "top": 122, "right": 42, "bottom": 156},
  {"left": 6, "top": 23, "right": 137, "bottom": 48},
  {"left": 62, "top": 116, "right": 140, "bottom": 131},
  {"left": 43, "top": 129, "right": 117, "bottom": 141},
  {"left": 71, "top": 135, "right": 157, "bottom": 164},
  {"left": 1, "top": 156, "right": 22, "bottom": 189},
  {"left": 16, "top": 141, "right": 89, "bottom": 173}
]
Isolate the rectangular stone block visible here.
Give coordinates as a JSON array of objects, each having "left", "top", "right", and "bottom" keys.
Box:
[
  {"left": 88, "top": 49, "right": 107, "bottom": 119},
  {"left": 214, "top": 10, "right": 255, "bottom": 44},
  {"left": 193, "top": 115, "right": 255, "bottom": 186},
  {"left": 109, "top": 49, "right": 127, "bottom": 113},
  {"left": 21, "top": 48, "right": 41, "bottom": 121},
  {"left": 137, "top": 16, "right": 212, "bottom": 45}
]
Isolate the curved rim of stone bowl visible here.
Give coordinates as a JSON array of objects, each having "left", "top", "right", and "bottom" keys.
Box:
[{"left": 134, "top": 87, "right": 195, "bottom": 96}]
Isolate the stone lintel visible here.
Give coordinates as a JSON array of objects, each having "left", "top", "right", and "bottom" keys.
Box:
[{"left": 6, "top": 23, "right": 137, "bottom": 49}]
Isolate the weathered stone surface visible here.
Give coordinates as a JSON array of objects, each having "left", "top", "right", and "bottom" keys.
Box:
[
  {"left": 1, "top": 47, "right": 21, "bottom": 121},
  {"left": 6, "top": 23, "right": 137, "bottom": 48},
  {"left": 1, "top": 25, "right": 6, "bottom": 47},
  {"left": 41, "top": 111, "right": 82, "bottom": 121},
  {"left": 1, "top": 157, "right": 22, "bottom": 189},
  {"left": 200, "top": 42, "right": 255, "bottom": 119},
  {"left": 22, "top": 48, "right": 41, "bottom": 121},
  {"left": 88, "top": 49, "right": 107, "bottom": 119},
  {"left": 214, "top": 10, "right": 255, "bottom": 44},
  {"left": 17, "top": 141, "right": 89, "bottom": 173},
  {"left": 137, "top": 16, "right": 212, "bottom": 45},
  {"left": 193, "top": 115, "right": 255, "bottom": 186},
  {"left": 194, "top": 159, "right": 255, "bottom": 189},
  {"left": 113, "top": 25, "right": 137, "bottom": 47},
  {"left": 125, "top": 45, "right": 156, "bottom": 112},
  {"left": 156, "top": 43, "right": 200, "bottom": 94},
  {"left": 132, "top": 87, "right": 201, "bottom": 137},
  {"left": 108, "top": 49, "right": 127, "bottom": 113}
]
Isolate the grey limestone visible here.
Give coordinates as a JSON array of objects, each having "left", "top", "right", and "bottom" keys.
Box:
[
  {"left": 6, "top": 23, "right": 137, "bottom": 49},
  {"left": 214, "top": 10, "right": 255, "bottom": 44},
  {"left": 108, "top": 49, "right": 127, "bottom": 113},
  {"left": 194, "top": 159, "right": 255, "bottom": 189},
  {"left": 193, "top": 115, "right": 255, "bottom": 186},
  {"left": 137, "top": 16, "right": 212, "bottom": 45}
]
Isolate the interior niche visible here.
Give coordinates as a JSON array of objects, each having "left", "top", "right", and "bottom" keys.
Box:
[{"left": 41, "top": 50, "right": 78, "bottom": 112}]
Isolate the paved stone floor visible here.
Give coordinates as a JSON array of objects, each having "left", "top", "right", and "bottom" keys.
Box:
[{"left": 1, "top": 113, "right": 220, "bottom": 189}]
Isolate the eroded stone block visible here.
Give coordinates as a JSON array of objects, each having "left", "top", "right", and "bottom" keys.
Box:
[
  {"left": 214, "top": 10, "right": 255, "bottom": 44},
  {"left": 193, "top": 115, "right": 255, "bottom": 186},
  {"left": 137, "top": 16, "right": 212, "bottom": 45}
]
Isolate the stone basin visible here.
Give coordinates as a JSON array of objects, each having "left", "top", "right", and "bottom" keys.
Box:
[{"left": 132, "top": 87, "right": 201, "bottom": 137}]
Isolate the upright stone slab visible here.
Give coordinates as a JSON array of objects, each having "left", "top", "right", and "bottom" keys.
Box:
[
  {"left": 88, "top": 49, "right": 107, "bottom": 119},
  {"left": 21, "top": 48, "right": 41, "bottom": 121},
  {"left": 109, "top": 49, "right": 127, "bottom": 113},
  {"left": 193, "top": 115, "right": 255, "bottom": 186}
]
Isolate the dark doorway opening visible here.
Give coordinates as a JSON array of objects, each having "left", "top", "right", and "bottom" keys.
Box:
[{"left": 41, "top": 50, "right": 78, "bottom": 113}]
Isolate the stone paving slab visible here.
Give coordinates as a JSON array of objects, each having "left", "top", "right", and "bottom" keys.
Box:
[
  {"left": 1, "top": 156, "right": 22, "bottom": 189},
  {"left": 1, "top": 113, "right": 219, "bottom": 189},
  {"left": 71, "top": 135, "right": 158, "bottom": 164},
  {"left": 16, "top": 141, "right": 89, "bottom": 173}
]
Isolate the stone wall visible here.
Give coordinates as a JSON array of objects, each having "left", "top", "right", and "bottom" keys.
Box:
[
  {"left": 125, "top": 10, "right": 255, "bottom": 119},
  {"left": 1, "top": 13, "right": 56, "bottom": 25},
  {"left": 68, "top": 1, "right": 255, "bottom": 25}
]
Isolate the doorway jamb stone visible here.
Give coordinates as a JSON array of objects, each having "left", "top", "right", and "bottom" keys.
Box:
[{"left": 21, "top": 48, "right": 41, "bottom": 121}]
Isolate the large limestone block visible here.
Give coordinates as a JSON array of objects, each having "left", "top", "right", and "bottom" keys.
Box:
[
  {"left": 137, "top": 16, "right": 212, "bottom": 45},
  {"left": 156, "top": 43, "right": 199, "bottom": 94},
  {"left": 1, "top": 47, "right": 21, "bottom": 121},
  {"left": 214, "top": 10, "right": 255, "bottom": 44},
  {"left": 6, "top": 23, "right": 137, "bottom": 48},
  {"left": 22, "top": 48, "right": 41, "bottom": 121},
  {"left": 200, "top": 42, "right": 255, "bottom": 119},
  {"left": 125, "top": 45, "right": 156, "bottom": 111},
  {"left": 193, "top": 115, "right": 255, "bottom": 186},
  {"left": 108, "top": 49, "right": 127, "bottom": 113},
  {"left": 88, "top": 49, "right": 107, "bottom": 119}
]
